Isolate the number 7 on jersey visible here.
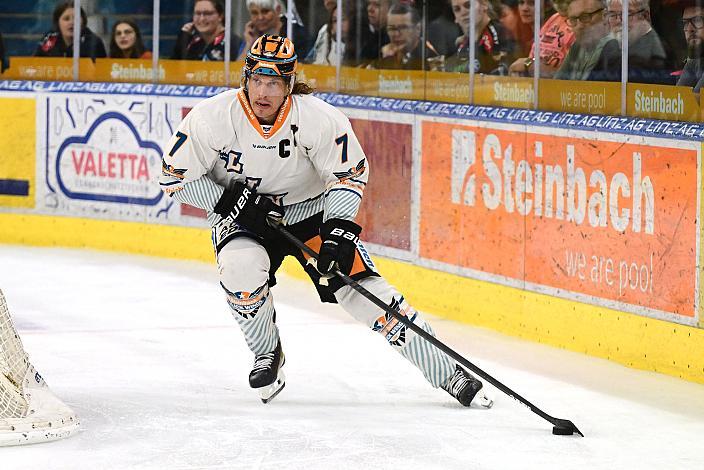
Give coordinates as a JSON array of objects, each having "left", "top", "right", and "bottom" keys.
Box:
[
  {"left": 335, "top": 133, "right": 348, "bottom": 163},
  {"left": 169, "top": 131, "right": 188, "bottom": 157}
]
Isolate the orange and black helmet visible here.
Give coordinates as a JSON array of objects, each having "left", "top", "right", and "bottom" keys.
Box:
[{"left": 244, "top": 35, "right": 298, "bottom": 78}]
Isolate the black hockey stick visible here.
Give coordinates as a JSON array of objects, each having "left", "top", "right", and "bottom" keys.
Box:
[{"left": 273, "top": 222, "right": 584, "bottom": 437}]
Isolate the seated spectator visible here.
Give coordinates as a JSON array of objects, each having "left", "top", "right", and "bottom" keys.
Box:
[
  {"left": 650, "top": 0, "right": 688, "bottom": 72},
  {"left": 360, "top": 0, "right": 391, "bottom": 64},
  {"left": 110, "top": 20, "right": 152, "bottom": 59},
  {"left": 444, "top": 0, "right": 517, "bottom": 74},
  {"left": 372, "top": 2, "right": 439, "bottom": 70},
  {"left": 34, "top": 2, "right": 107, "bottom": 59},
  {"left": 514, "top": 0, "right": 537, "bottom": 56},
  {"left": 172, "top": 0, "right": 244, "bottom": 61},
  {"left": 427, "top": 1, "right": 462, "bottom": 56},
  {"left": 240, "top": 0, "right": 312, "bottom": 61},
  {"left": 677, "top": 3, "right": 704, "bottom": 92},
  {"left": 305, "top": 0, "right": 337, "bottom": 64},
  {"left": 554, "top": 0, "right": 621, "bottom": 81},
  {"left": 306, "top": 1, "right": 360, "bottom": 66},
  {"left": 0, "top": 31, "right": 7, "bottom": 73},
  {"left": 605, "top": 0, "right": 669, "bottom": 83},
  {"left": 509, "top": 0, "right": 575, "bottom": 77}
]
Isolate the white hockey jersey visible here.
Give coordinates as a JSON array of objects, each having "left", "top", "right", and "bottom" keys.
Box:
[{"left": 159, "top": 89, "right": 368, "bottom": 226}]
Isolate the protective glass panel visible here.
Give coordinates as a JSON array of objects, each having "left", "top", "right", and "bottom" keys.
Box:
[
  {"left": 159, "top": 0, "right": 229, "bottom": 86},
  {"left": 336, "top": 0, "right": 380, "bottom": 96},
  {"left": 0, "top": 1, "right": 79, "bottom": 81},
  {"left": 624, "top": 1, "right": 700, "bottom": 121},
  {"left": 297, "top": 0, "right": 338, "bottom": 93},
  {"left": 557, "top": 0, "right": 618, "bottom": 82},
  {"left": 79, "top": 0, "right": 153, "bottom": 82}
]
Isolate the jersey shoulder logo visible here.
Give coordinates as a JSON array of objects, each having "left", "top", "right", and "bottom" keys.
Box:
[
  {"left": 333, "top": 158, "right": 366, "bottom": 181},
  {"left": 161, "top": 159, "right": 187, "bottom": 180}
]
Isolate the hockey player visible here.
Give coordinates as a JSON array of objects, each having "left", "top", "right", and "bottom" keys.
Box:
[{"left": 158, "top": 34, "right": 492, "bottom": 407}]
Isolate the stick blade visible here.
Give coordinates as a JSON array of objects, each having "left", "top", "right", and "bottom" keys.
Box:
[{"left": 552, "top": 418, "right": 584, "bottom": 437}]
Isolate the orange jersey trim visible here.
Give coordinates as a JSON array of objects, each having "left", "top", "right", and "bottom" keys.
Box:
[{"left": 237, "top": 89, "right": 291, "bottom": 140}]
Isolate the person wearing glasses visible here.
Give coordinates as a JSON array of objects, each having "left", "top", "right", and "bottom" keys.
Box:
[
  {"left": 554, "top": 0, "right": 621, "bottom": 81},
  {"left": 172, "top": 0, "right": 245, "bottom": 61},
  {"left": 605, "top": 0, "right": 668, "bottom": 84},
  {"left": 677, "top": 3, "right": 704, "bottom": 93},
  {"left": 373, "top": 2, "right": 439, "bottom": 70}
]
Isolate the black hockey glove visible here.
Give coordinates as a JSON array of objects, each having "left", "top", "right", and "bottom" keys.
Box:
[
  {"left": 213, "top": 181, "right": 284, "bottom": 238},
  {"left": 317, "top": 218, "right": 362, "bottom": 275}
]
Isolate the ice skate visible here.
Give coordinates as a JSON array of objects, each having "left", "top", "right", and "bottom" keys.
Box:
[
  {"left": 442, "top": 365, "right": 494, "bottom": 408},
  {"left": 249, "top": 341, "right": 285, "bottom": 404}
]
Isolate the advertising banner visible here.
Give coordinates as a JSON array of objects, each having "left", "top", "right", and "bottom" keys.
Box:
[
  {"left": 539, "top": 79, "right": 621, "bottom": 116},
  {"left": 352, "top": 118, "right": 413, "bottom": 250},
  {"left": 420, "top": 120, "right": 700, "bottom": 323},
  {"left": 626, "top": 83, "right": 700, "bottom": 122},
  {"left": 38, "top": 93, "right": 203, "bottom": 225},
  {"left": 2, "top": 57, "right": 73, "bottom": 82},
  {"left": 474, "top": 76, "right": 534, "bottom": 109}
]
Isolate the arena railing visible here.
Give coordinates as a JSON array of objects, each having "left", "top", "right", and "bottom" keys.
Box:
[{"left": 0, "top": 0, "right": 699, "bottom": 123}]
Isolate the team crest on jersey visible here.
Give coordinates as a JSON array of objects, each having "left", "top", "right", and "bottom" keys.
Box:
[
  {"left": 372, "top": 296, "right": 417, "bottom": 346},
  {"left": 161, "top": 159, "right": 187, "bottom": 180},
  {"left": 219, "top": 148, "right": 244, "bottom": 174},
  {"left": 223, "top": 283, "right": 269, "bottom": 319}
]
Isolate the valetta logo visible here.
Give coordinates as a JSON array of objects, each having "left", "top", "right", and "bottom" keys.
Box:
[{"left": 55, "top": 112, "right": 164, "bottom": 205}]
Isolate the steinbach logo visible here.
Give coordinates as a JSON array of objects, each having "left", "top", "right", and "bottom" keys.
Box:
[{"left": 451, "top": 130, "right": 655, "bottom": 234}]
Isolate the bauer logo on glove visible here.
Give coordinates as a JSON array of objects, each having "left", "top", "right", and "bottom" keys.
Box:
[
  {"left": 214, "top": 181, "right": 284, "bottom": 239},
  {"left": 318, "top": 218, "right": 362, "bottom": 275}
]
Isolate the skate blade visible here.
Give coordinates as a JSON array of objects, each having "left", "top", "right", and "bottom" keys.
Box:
[
  {"left": 258, "top": 370, "right": 286, "bottom": 404},
  {"left": 474, "top": 389, "right": 494, "bottom": 409}
]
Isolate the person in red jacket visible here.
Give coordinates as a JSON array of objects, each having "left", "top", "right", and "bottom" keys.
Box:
[{"left": 34, "top": 1, "right": 106, "bottom": 59}]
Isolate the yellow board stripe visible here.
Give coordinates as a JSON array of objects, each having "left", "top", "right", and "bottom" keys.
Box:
[
  {"left": 1, "top": 212, "right": 702, "bottom": 384},
  {"left": 0, "top": 213, "right": 213, "bottom": 262},
  {"left": 0, "top": 98, "right": 36, "bottom": 209}
]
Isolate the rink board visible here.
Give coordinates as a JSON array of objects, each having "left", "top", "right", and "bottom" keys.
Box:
[{"left": 0, "top": 80, "right": 703, "bottom": 384}]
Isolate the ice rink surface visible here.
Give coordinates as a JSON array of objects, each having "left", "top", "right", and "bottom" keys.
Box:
[{"left": 0, "top": 245, "right": 703, "bottom": 470}]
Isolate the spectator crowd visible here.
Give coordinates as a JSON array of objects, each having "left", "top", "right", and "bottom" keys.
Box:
[{"left": 2, "top": 0, "right": 704, "bottom": 90}]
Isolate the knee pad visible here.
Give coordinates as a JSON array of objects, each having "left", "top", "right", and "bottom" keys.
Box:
[
  {"left": 218, "top": 238, "right": 271, "bottom": 319},
  {"left": 335, "top": 277, "right": 420, "bottom": 348}
]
